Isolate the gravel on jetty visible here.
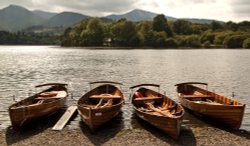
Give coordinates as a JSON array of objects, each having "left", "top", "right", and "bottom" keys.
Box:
[{"left": 0, "top": 121, "right": 249, "bottom": 146}]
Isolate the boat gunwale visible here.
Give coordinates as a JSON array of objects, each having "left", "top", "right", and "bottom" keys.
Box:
[
  {"left": 179, "top": 97, "right": 245, "bottom": 107},
  {"left": 175, "top": 82, "right": 208, "bottom": 86},
  {"left": 133, "top": 106, "right": 184, "bottom": 119},
  {"left": 131, "top": 87, "right": 184, "bottom": 119},
  {"left": 77, "top": 100, "right": 124, "bottom": 110},
  {"left": 9, "top": 87, "right": 68, "bottom": 109},
  {"left": 77, "top": 82, "right": 124, "bottom": 130}
]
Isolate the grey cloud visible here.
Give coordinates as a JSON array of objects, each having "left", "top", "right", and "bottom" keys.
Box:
[
  {"left": 0, "top": 0, "right": 138, "bottom": 16},
  {"left": 77, "top": 0, "right": 138, "bottom": 16},
  {"left": 230, "top": 0, "right": 250, "bottom": 17},
  {"left": 174, "top": 0, "right": 215, "bottom": 5},
  {"left": 0, "top": 0, "right": 33, "bottom": 8},
  {"left": 164, "top": 0, "right": 215, "bottom": 8},
  {"left": 135, "top": 1, "right": 159, "bottom": 8},
  {"left": 0, "top": 0, "right": 249, "bottom": 21},
  {"left": 231, "top": 0, "right": 250, "bottom": 5},
  {"left": 192, "top": 0, "right": 215, "bottom": 3},
  {"left": 81, "top": 0, "right": 137, "bottom": 12},
  {"left": 61, "top": 0, "right": 138, "bottom": 16}
]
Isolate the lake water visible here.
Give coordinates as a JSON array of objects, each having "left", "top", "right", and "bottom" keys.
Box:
[{"left": 0, "top": 46, "right": 249, "bottom": 131}]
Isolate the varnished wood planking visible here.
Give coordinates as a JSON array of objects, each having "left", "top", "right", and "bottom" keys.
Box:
[
  {"left": 176, "top": 82, "right": 245, "bottom": 129},
  {"left": 52, "top": 106, "right": 77, "bottom": 131},
  {"left": 131, "top": 85, "right": 184, "bottom": 140},
  {"left": 8, "top": 84, "right": 68, "bottom": 130},
  {"left": 77, "top": 82, "right": 124, "bottom": 130}
]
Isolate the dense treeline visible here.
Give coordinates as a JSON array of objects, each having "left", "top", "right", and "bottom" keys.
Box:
[
  {"left": 0, "top": 31, "right": 61, "bottom": 45},
  {"left": 62, "top": 15, "right": 250, "bottom": 48},
  {"left": 1, "top": 14, "right": 250, "bottom": 48}
]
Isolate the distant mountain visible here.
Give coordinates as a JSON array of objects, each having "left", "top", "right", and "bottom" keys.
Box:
[
  {"left": 0, "top": 5, "right": 223, "bottom": 32},
  {"left": 33, "top": 10, "right": 57, "bottom": 19},
  {"left": 182, "top": 18, "right": 223, "bottom": 24},
  {"left": 106, "top": 9, "right": 157, "bottom": 21},
  {"left": 0, "top": 5, "right": 90, "bottom": 31},
  {"left": 0, "top": 5, "right": 45, "bottom": 31},
  {"left": 43, "top": 12, "right": 89, "bottom": 27},
  {"left": 105, "top": 9, "right": 176, "bottom": 22},
  {"left": 105, "top": 9, "right": 222, "bottom": 24}
]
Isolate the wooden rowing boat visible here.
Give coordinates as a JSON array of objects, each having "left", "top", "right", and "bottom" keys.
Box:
[
  {"left": 77, "top": 81, "right": 124, "bottom": 130},
  {"left": 8, "top": 83, "right": 68, "bottom": 130},
  {"left": 175, "top": 82, "right": 245, "bottom": 129},
  {"left": 130, "top": 84, "right": 184, "bottom": 140}
]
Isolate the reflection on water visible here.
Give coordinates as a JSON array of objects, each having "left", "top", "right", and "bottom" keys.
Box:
[{"left": 0, "top": 46, "right": 249, "bottom": 131}]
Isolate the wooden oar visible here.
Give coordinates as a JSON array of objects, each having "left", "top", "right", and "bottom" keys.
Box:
[
  {"left": 94, "top": 98, "right": 104, "bottom": 108},
  {"left": 100, "top": 99, "right": 113, "bottom": 108},
  {"left": 35, "top": 96, "right": 62, "bottom": 100},
  {"left": 94, "top": 98, "right": 113, "bottom": 108},
  {"left": 133, "top": 91, "right": 173, "bottom": 117},
  {"left": 144, "top": 102, "right": 173, "bottom": 117}
]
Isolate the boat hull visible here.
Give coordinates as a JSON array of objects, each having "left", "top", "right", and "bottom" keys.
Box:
[
  {"left": 134, "top": 108, "right": 182, "bottom": 140},
  {"left": 179, "top": 97, "right": 245, "bottom": 129},
  {"left": 9, "top": 98, "right": 66, "bottom": 130},
  {"left": 8, "top": 84, "right": 68, "bottom": 130},
  {"left": 77, "top": 82, "right": 124, "bottom": 130},
  {"left": 78, "top": 102, "right": 123, "bottom": 130},
  {"left": 131, "top": 86, "right": 184, "bottom": 140},
  {"left": 176, "top": 82, "right": 245, "bottom": 129}
]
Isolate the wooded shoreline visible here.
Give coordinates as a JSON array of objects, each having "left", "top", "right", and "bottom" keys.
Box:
[{"left": 1, "top": 15, "right": 250, "bottom": 49}]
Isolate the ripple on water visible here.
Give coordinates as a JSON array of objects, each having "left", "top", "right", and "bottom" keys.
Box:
[{"left": 0, "top": 46, "right": 250, "bottom": 131}]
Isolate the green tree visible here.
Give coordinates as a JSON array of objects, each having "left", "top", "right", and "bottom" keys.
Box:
[
  {"left": 173, "top": 20, "right": 193, "bottom": 35},
  {"left": 186, "top": 35, "right": 201, "bottom": 48},
  {"left": 243, "top": 38, "right": 250, "bottom": 48},
  {"left": 61, "top": 27, "right": 73, "bottom": 46},
  {"left": 225, "top": 21, "right": 238, "bottom": 31},
  {"left": 0, "top": 31, "right": 14, "bottom": 44},
  {"left": 223, "top": 35, "right": 247, "bottom": 48},
  {"left": 214, "top": 32, "right": 232, "bottom": 45},
  {"left": 175, "top": 35, "right": 201, "bottom": 48},
  {"left": 136, "top": 21, "right": 154, "bottom": 46},
  {"left": 238, "top": 21, "right": 250, "bottom": 31},
  {"left": 203, "top": 41, "right": 211, "bottom": 48},
  {"left": 103, "top": 23, "right": 113, "bottom": 39},
  {"left": 191, "top": 23, "right": 210, "bottom": 34},
  {"left": 152, "top": 31, "right": 167, "bottom": 47},
  {"left": 152, "top": 14, "right": 173, "bottom": 37},
  {"left": 60, "top": 13, "right": 250, "bottom": 48},
  {"left": 211, "top": 21, "right": 223, "bottom": 31},
  {"left": 80, "top": 18, "right": 104, "bottom": 46},
  {"left": 165, "top": 38, "right": 178, "bottom": 48},
  {"left": 200, "top": 31, "right": 216, "bottom": 44},
  {"left": 111, "top": 19, "right": 139, "bottom": 46}
]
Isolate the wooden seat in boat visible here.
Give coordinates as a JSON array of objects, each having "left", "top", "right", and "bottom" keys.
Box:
[
  {"left": 90, "top": 94, "right": 121, "bottom": 99},
  {"left": 133, "top": 97, "right": 162, "bottom": 104},
  {"left": 133, "top": 97, "right": 162, "bottom": 101},
  {"left": 182, "top": 95, "right": 212, "bottom": 98},
  {"left": 39, "top": 91, "right": 58, "bottom": 97},
  {"left": 35, "top": 91, "right": 66, "bottom": 100}
]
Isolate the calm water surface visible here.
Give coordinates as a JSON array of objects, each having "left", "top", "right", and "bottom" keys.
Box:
[{"left": 0, "top": 46, "right": 249, "bottom": 131}]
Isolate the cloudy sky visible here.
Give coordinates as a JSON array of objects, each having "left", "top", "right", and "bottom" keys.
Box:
[{"left": 0, "top": 0, "right": 249, "bottom": 22}]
